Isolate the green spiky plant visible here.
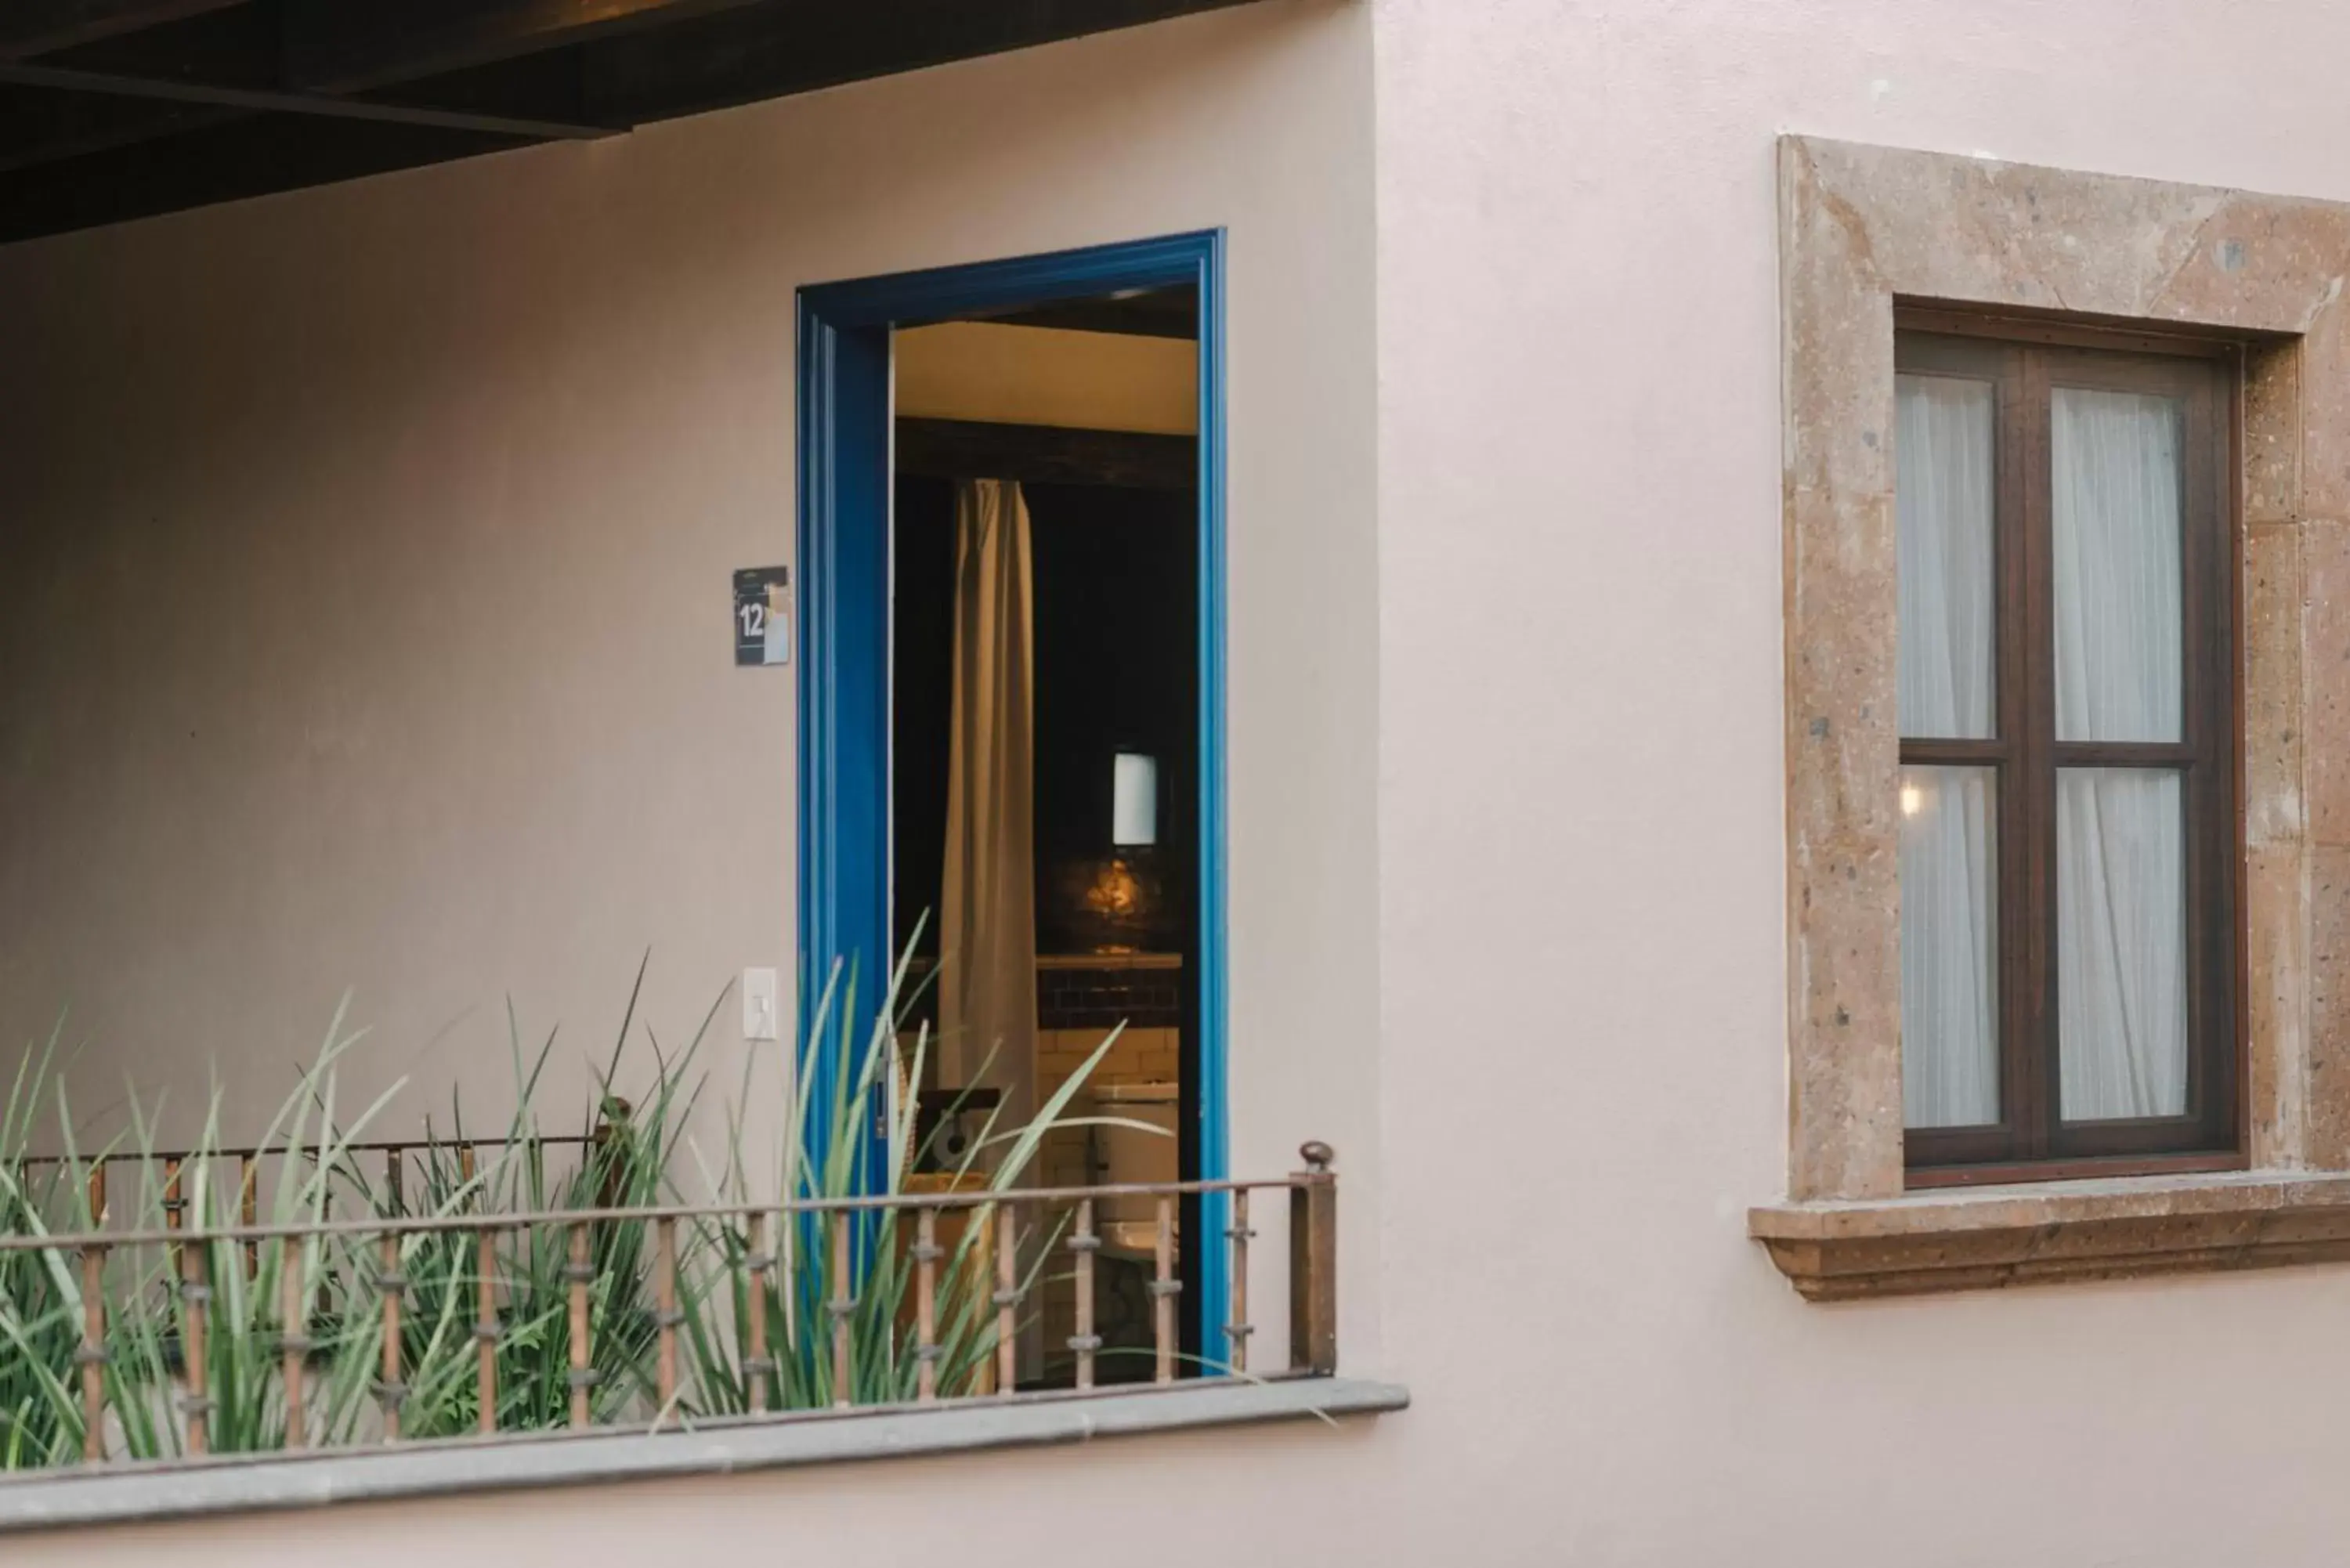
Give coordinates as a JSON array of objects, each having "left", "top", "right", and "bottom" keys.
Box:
[
  {"left": 386, "top": 962, "right": 722, "bottom": 1439},
  {"left": 96, "top": 1004, "right": 411, "bottom": 1461},
  {"left": 0, "top": 948, "right": 1138, "bottom": 1469},
  {"left": 678, "top": 941, "right": 1124, "bottom": 1416},
  {"left": 0, "top": 1004, "right": 410, "bottom": 1465},
  {"left": 0, "top": 1021, "right": 97, "bottom": 1468}
]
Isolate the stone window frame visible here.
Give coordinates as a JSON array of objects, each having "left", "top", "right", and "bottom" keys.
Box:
[{"left": 1754, "top": 136, "right": 2350, "bottom": 1298}]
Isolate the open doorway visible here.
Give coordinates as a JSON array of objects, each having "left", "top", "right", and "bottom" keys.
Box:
[
  {"left": 891, "top": 287, "right": 1200, "bottom": 1386},
  {"left": 797, "top": 234, "right": 1227, "bottom": 1389}
]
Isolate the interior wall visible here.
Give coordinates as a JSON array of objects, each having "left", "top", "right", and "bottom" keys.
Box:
[{"left": 895, "top": 321, "right": 1198, "bottom": 433}]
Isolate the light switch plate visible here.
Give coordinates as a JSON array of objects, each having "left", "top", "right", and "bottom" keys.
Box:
[{"left": 743, "top": 967, "right": 780, "bottom": 1042}]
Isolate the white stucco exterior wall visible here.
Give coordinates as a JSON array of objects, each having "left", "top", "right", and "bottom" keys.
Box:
[
  {"left": 1372, "top": 1, "right": 2350, "bottom": 1563},
  {"left": 16, "top": 1, "right": 2350, "bottom": 1565}
]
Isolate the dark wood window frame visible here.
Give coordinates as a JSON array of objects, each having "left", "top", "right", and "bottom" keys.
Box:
[{"left": 1896, "top": 311, "right": 2245, "bottom": 1187}]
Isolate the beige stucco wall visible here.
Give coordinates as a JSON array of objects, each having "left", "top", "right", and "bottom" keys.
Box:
[
  {"left": 1369, "top": 0, "right": 2350, "bottom": 1563},
  {"left": 0, "top": 0, "right": 1378, "bottom": 1266},
  {"left": 21, "top": 0, "right": 2350, "bottom": 1565}
]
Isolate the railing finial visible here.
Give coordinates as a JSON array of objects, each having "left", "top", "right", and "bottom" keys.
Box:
[{"left": 1291, "top": 1146, "right": 1338, "bottom": 1376}]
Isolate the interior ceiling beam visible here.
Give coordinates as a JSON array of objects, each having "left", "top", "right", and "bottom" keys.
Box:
[
  {"left": 0, "top": 88, "right": 237, "bottom": 175},
  {"left": 0, "top": 0, "right": 245, "bottom": 61},
  {"left": 0, "top": 114, "right": 530, "bottom": 245},
  {"left": 0, "top": 63, "right": 617, "bottom": 142},
  {"left": 580, "top": 0, "right": 1269, "bottom": 125},
  {"left": 281, "top": 0, "right": 769, "bottom": 94},
  {"left": 0, "top": 0, "right": 1282, "bottom": 244},
  {"left": 0, "top": 9, "right": 281, "bottom": 177}
]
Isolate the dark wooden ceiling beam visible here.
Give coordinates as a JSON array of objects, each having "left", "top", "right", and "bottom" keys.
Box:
[
  {"left": 0, "top": 9, "right": 280, "bottom": 179},
  {"left": 0, "top": 63, "right": 615, "bottom": 141},
  {"left": 0, "top": 0, "right": 245, "bottom": 61},
  {"left": 0, "top": 9, "right": 607, "bottom": 178},
  {"left": 0, "top": 114, "right": 530, "bottom": 244},
  {"left": 896, "top": 418, "right": 1197, "bottom": 492},
  {"left": 282, "top": 0, "right": 768, "bottom": 94},
  {"left": 974, "top": 288, "right": 1200, "bottom": 340},
  {"left": 0, "top": 85, "right": 236, "bottom": 175},
  {"left": 0, "top": 0, "right": 1279, "bottom": 245},
  {"left": 580, "top": 0, "right": 1266, "bottom": 125},
  {"left": 47, "top": 5, "right": 283, "bottom": 89}
]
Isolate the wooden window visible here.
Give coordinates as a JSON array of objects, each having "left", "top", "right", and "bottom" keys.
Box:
[{"left": 1894, "top": 319, "right": 2240, "bottom": 1184}]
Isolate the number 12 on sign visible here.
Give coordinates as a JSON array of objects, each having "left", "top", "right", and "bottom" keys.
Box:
[{"left": 733, "top": 566, "right": 791, "bottom": 667}]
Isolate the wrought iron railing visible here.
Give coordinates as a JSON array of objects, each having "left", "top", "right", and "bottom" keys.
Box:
[
  {"left": 0, "top": 1143, "right": 1339, "bottom": 1470},
  {"left": 24, "top": 1133, "right": 606, "bottom": 1231}
]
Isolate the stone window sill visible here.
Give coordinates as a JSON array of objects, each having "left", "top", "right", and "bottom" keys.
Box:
[
  {"left": 0, "top": 1378, "right": 1408, "bottom": 1537},
  {"left": 1749, "top": 1170, "right": 2350, "bottom": 1301}
]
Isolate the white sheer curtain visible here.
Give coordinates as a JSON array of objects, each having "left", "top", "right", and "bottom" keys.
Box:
[
  {"left": 1897, "top": 377, "right": 1996, "bottom": 740},
  {"left": 2052, "top": 388, "right": 2187, "bottom": 1120},
  {"left": 1896, "top": 375, "right": 2000, "bottom": 1128},
  {"left": 2054, "top": 388, "right": 2182, "bottom": 744},
  {"left": 1900, "top": 766, "right": 1999, "bottom": 1126},
  {"left": 938, "top": 479, "right": 1039, "bottom": 1131},
  {"left": 2057, "top": 771, "right": 2186, "bottom": 1118}
]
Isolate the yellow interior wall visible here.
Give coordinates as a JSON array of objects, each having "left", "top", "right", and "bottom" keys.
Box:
[{"left": 894, "top": 321, "right": 1198, "bottom": 434}]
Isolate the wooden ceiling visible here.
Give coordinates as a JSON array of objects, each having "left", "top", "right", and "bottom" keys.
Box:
[{"left": 0, "top": 0, "right": 1264, "bottom": 246}]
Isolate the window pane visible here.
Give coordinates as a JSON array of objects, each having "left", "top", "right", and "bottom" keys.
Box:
[
  {"left": 2053, "top": 388, "right": 2183, "bottom": 742},
  {"left": 2058, "top": 768, "right": 2188, "bottom": 1121},
  {"left": 1896, "top": 375, "right": 1996, "bottom": 739},
  {"left": 1900, "top": 765, "right": 1998, "bottom": 1129}
]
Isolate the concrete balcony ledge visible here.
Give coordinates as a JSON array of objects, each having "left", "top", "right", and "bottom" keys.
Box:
[
  {"left": 1751, "top": 1169, "right": 2350, "bottom": 1301},
  {"left": 0, "top": 1377, "right": 1408, "bottom": 1536}
]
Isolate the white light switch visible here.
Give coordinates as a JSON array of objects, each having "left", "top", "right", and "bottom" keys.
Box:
[{"left": 743, "top": 967, "right": 781, "bottom": 1042}]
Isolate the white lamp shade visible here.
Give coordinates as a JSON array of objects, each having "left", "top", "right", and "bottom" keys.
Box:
[{"left": 1112, "top": 752, "right": 1159, "bottom": 847}]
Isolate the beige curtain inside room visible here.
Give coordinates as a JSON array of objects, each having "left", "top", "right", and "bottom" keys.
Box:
[{"left": 938, "top": 478, "right": 1039, "bottom": 1134}]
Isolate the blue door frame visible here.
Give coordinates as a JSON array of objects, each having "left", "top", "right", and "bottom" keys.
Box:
[{"left": 796, "top": 229, "right": 1231, "bottom": 1367}]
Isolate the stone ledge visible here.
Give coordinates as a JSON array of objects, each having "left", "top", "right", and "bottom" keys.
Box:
[
  {"left": 1750, "top": 1170, "right": 2350, "bottom": 1300},
  {"left": 0, "top": 1377, "right": 1408, "bottom": 1537}
]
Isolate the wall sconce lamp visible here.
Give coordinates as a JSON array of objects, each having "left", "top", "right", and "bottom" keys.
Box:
[{"left": 1113, "top": 751, "right": 1159, "bottom": 847}]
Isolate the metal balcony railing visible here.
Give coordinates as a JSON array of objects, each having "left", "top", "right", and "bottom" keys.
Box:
[{"left": 0, "top": 1143, "right": 1339, "bottom": 1470}]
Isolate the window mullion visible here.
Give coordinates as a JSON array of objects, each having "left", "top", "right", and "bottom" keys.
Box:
[
  {"left": 2182, "top": 367, "right": 2236, "bottom": 1150},
  {"left": 2012, "top": 345, "right": 2056, "bottom": 1162}
]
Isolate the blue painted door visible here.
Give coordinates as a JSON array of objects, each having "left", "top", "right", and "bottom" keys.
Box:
[{"left": 797, "top": 232, "right": 1230, "bottom": 1370}]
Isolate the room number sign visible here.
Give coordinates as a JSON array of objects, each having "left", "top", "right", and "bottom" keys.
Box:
[{"left": 733, "top": 565, "right": 791, "bottom": 667}]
